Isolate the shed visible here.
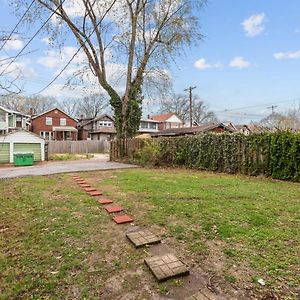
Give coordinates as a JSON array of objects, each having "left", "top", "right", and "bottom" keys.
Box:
[{"left": 0, "top": 130, "right": 45, "bottom": 163}]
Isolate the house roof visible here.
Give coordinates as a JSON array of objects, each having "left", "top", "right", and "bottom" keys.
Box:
[
  {"left": 90, "top": 128, "right": 116, "bottom": 134},
  {"left": 0, "top": 105, "right": 29, "bottom": 117},
  {"left": 0, "top": 128, "right": 44, "bottom": 140},
  {"left": 31, "top": 107, "right": 78, "bottom": 122},
  {"left": 53, "top": 126, "right": 78, "bottom": 132},
  {"left": 152, "top": 123, "right": 234, "bottom": 137},
  {"left": 78, "top": 114, "right": 114, "bottom": 128},
  {"left": 151, "top": 112, "right": 182, "bottom": 122}
]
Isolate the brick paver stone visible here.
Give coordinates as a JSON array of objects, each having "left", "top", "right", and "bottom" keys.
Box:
[
  {"left": 105, "top": 205, "right": 123, "bottom": 213},
  {"left": 77, "top": 180, "right": 87, "bottom": 184},
  {"left": 89, "top": 191, "right": 103, "bottom": 196},
  {"left": 84, "top": 187, "right": 97, "bottom": 192},
  {"left": 144, "top": 254, "right": 189, "bottom": 282},
  {"left": 73, "top": 176, "right": 81, "bottom": 179},
  {"left": 113, "top": 215, "right": 133, "bottom": 224},
  {"left": 80, "top": 184, "right": 91, "bottom": 188},
  {"left": 98, "top": 198, "right": 113, "bottom": 204},
  {"left": 126, "top": 230, "right": 161, "bottom": 248}
]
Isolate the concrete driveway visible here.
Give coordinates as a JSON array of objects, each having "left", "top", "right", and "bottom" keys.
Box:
[{"left": 0, "top": 154, "right": 138, "bottom": 179}]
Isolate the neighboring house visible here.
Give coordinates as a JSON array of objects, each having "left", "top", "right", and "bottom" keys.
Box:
[
  {"left": 30, "top": 108, "right": 78, "bottom": 141},
  {"left": 152, "top": 123, "right": 234, "bottom": 137},
  {"left": 150, "top": 113, "right": 184, "bottom": 131},
  {"left": 78, "top": 114, "right": 116, "bottom": 142},
  {"left": 0, "top": 129, "right": 45, "bottom": 164},
  {"left": 0, "top": 106, "right": 29, "bottom": 135},
  {"left": 235, "top": 124, "right": 270, "bottom": 135},
  {"left": 139, "top": 118, "right": 159, "bottom": 134}
]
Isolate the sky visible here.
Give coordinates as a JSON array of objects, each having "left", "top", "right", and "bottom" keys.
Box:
[{"left": 1, "top": 0, "right": 300, "bottom": 123}]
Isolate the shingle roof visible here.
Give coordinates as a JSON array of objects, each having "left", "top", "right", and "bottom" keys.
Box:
[
  {"left": 152, "top": 123, "right": 234, "bottom": 136},
  {"left": 151, "top": 112, "right": 179, "bottom": 122}
]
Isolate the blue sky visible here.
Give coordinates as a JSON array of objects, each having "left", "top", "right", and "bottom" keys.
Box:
[{"left": 1, "top": 0, "right": 300, "bottom": 122}]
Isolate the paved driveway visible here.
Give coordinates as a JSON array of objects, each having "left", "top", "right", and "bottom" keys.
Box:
[{"left": 0, "top": 155, "right": 138, "bottom": 179}]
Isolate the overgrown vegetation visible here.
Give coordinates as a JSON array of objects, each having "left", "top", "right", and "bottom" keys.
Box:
[
  {"left": 112, "top": 132, "right": 300, "bottom": 181},
  {"left": 49, "top": 153, "right": 94, "bottom": 161}
]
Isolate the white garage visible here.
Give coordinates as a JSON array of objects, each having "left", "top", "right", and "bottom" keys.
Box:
[{"left": 0, "top": 130, "right": 45, "bottom": 164}]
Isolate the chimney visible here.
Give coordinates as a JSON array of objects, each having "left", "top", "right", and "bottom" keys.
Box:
[
  {"left": 147, "top": 114, "right": 150, "bottom": 119},
  {"left": 29, "top": 108, "right": 33, "bottom": 116}
]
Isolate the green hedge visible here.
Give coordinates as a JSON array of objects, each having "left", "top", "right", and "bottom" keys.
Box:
[{"left": 128, "top": 132, "right": 300, "bottom": 181}]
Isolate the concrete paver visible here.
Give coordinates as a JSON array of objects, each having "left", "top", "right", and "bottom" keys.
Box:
[{"left": 126, "top": 229, "right": 161, "bottom": 248}]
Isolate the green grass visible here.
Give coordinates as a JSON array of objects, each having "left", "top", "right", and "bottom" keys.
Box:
[
  {"left": 0, "top": 168, "right": 299, "bottom": 299},
  {"left": 100, "top": 168, "right": 300, "bottom": 297},
  {"left": 49, "top": 153, "right": 94, "bottom": 161}
]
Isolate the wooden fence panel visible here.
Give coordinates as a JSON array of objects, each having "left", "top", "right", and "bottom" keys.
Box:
[{"left": 48, "top": 140, "right": 110, "bottom": 155}]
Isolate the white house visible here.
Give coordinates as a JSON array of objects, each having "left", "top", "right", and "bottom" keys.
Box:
[{"left": 0, "top": 106, "right": 29, "bottom": 135}]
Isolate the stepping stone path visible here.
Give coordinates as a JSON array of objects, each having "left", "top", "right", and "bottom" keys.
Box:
[
  {"left": 84, "top": 187, "right": 97, "bottom": 192},
  {"left": 71, "top": 174, "right": 191, "bottom": 288},
  {"left": 186, "top": 290, "right": 222, "bottom": 300},
  {"left": 126, "top": 230, "right": 161, "bottom": 248},
  {"left": 88, "top": 191, "right": 102, "bottom": 196},
  {"left": 105, "top": 205, "right": 123, "bottom": 213},
  {"left": 113, "top": 215, "right": 133, "bottom": 224},
  {"left": 80, "top": 184, "right": 91, "bottom": 188},
  {"left": 144, "top": 254, "right": 189, "bottom": 282},
  {"left": 98, "top": 198, "right": 113, "bottom": 204}
]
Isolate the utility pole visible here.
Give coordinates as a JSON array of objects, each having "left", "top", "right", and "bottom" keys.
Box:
[
  {"left": 267, "top": 105, "right": 278, "bottom": 114},
  {"left": 184, "top": 86, "right": 196, "bottom": 127}
]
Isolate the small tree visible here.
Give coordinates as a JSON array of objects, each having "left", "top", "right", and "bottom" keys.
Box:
[{"left": 15, "top": 0, "right": 207, "bottom": 143}]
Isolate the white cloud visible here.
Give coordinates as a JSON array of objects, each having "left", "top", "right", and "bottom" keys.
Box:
[
  {"left": 242, "top": 13, "right": 265, "bottom": 37},
  {"left": 194, "top": 58, "right": 222, "bottom": 70},
  {"left": 0, "top": 57, "right": 36, "bottom": 79},
  {"left": 4, "top": 35, "right": 24, "bottom": 50},
  {"left": 41, "top": 37, "right": 52, "bottom": 45},
  {"left": 229, "top": 57, "right": 251, "bottom": 69},
  {"left": 273, "top": 50, "right": 300, "bottom": 60}
]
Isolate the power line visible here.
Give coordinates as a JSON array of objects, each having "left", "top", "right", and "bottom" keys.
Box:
[
  {"left": 0, "top": 0, "right": 35, "bottom": 51},
  {"left": 216, "top": 98, "right": 299, "bottom": 113},
  {"left": 0, "top": 0, "right": 65, "bottom": 77}
]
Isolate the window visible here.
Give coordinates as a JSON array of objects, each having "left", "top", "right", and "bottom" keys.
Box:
[
  {"left": 16, "top": 116, "right": 22, "bottom": 128},
  {"left": 40, "top": 131, "right": 52, "bottom": 140},
  {"left": 149, "top": 122, "right": 157, "bottom": 129},
  {"left": 99, "top": 121, "right": 112, "bottom": 127},
  {"left": 140, "top": 121, "right": 148, "bottom": 129},
  {"left": 0, "top": 111, "right": 5, "bottom": 122},
  {"left": 60, "top": 118, "right": 66, "bottom": 126},
  {"left": 46, "top": 117, "right": 52, "bottom": 125}
]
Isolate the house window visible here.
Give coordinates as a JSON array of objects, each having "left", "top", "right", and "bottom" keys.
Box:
[
  {"left": 46, "top": 117, "right": 52, "bottom": 125},
  {"left": 99, "top": 121, "right": 112, "bottom": 127},
  {"left": 149, "top": 122, "right": 157, "bottom": 129},
  {"left": 140, "top": 121, "right": 148, "bottom": 129},
  {"left": 40, "top": 131, "right": 52, "bottom": 140},
  {"left": 16, "top": 116, "right": 22, "bottom": 128},
  {"left": 60, "top": 118, "right": 66, "bottom": 126}
]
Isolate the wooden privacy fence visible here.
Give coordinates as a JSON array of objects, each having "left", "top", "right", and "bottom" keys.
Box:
[
  {"left": 48, "top": 140, "right": 110, "bottom": 155},
  {"left": 110, "top": 138, "right": 144, "bottom": 160}
]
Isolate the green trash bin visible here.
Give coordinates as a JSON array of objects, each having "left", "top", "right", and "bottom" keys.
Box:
[{"left": 14, "top": 152, "right": 34, "bottom": 166}]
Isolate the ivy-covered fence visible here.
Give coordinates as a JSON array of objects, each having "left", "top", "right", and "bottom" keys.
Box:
[{"left": 110, "top": 132, "right": 300, "bottom": 181}]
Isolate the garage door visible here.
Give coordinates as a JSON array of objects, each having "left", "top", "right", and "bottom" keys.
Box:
[
  {"left": 0, "top": 143, "right": 10, "bottom": 163},
  {"left": 14, "top": 143, "right": 42, "bottom": 161}
]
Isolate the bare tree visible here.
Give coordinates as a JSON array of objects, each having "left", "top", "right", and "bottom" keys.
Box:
[
  {"left": 159, "top": 94, "right": 217, "bottom": 125},
  {"left": 15, "top": 0, "right": 206, "bottom": 141},
  {"left": 76, "top": 94, "right": 107, "bottom": 118},
  {"left": 58, "top": 98, "right": 79, "bottom": 117},
  {"left": 0, "top": 94, "right": 58, "bottom": 114},
  {"left": 259, "top": 111, "right": 300, "bottom": 131}
]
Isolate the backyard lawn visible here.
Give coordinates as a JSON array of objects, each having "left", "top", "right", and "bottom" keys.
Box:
[{"left": 0, "top": 168, "right": 299, "bottom": 299}]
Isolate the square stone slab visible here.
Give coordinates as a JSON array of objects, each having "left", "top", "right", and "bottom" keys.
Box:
[
  {"left": 185, "top": 290, "right": 222, "bottom": 300},
  {"left": 73, "top": 176, "right": 81, "bottom": 179},
  {"left": 98, "top": 198, "right": 113, "bottom": 204},
  {"left": 126, "top": 230, "right": 161, "bottom": 248},
  {"left": 89, "top": 191, "right": 103, "bottom": 196},
  {"left": 84, "top": 187, "right": 97, "bottom": 192},
  {"left": 113, "top": 215, "right": 133, "bottom": 224},
  {"left": 105, "top": 205, "right": 123, "bottom": 213},
  {"left": 144, "top": 254, "right": 189, "bottom": 282},
  {"left": 77, "top": 180, "right": 87, "bottom": 184}
]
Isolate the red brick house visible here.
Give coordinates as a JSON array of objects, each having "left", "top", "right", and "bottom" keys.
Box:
[
  {"left": 30, "top": 108, "right": 78, "bottom": 141},
  {"left": 150, "top": 113, "right": 184, "bottom": 131}
]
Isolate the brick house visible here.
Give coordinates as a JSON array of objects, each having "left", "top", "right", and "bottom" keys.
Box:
[
  {"left": 30, "top": 108, "right": 78, "bottom": 141},
  {"left": 150, "top": 113, "right": 184, "bottom": 131}
]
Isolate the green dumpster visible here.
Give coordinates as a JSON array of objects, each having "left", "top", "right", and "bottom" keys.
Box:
[{"left": 14, "top": 152, "right": 34, "bottom": 166}]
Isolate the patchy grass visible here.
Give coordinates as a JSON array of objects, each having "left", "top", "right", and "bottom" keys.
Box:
[
  {"left": 0, "top": 168, "right": 299, "bottom": 299},
  {"left": 49, "top": 153, "right": 94, "bottom": 161},
  {"left": 97, "top": 168, "right": 300, "bottom": 299}
]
